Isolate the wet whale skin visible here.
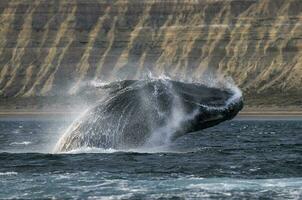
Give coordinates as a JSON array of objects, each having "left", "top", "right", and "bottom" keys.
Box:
[{"left": 54, "top": 80, "right": 243, "bottom": 152}]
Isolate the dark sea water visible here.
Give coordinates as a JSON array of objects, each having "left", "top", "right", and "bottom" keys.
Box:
[{"left": 0, "top": 117, "right": 301, "bottom": 199}]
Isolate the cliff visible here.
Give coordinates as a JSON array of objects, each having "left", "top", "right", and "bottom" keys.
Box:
[{"left": 0, "top": 0, "right": 301, "bottom": 107}]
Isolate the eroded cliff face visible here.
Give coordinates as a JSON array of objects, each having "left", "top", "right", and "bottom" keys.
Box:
[{"left": 0, "top": 0, "right": 301, "bottom": 102}]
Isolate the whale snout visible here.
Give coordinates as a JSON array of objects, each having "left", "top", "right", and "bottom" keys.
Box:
[
  {"left": 184, "top": 95, "right": 243, "bottom": 136},
  {"left": 224, "top": 97, "right": 244, "bottom": 120}
]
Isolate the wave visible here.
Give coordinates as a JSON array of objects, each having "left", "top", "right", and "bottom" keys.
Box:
[
  {"left": 0, "top": 172, "right": 18, "bottom": 176},
  {"left": 9, "top": 141, "right": 32, "bottom": 146},
  {"left": 58, "top": 145, "right": 188, "bottom": 154}
]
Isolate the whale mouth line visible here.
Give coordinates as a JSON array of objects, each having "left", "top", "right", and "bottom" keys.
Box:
[{"left": 54, "top": 78, "right": 243, "bottom": 153}]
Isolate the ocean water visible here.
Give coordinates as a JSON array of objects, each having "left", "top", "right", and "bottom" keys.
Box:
[{"left": 0, "top": 117, "right": 301, "bottom": 199}]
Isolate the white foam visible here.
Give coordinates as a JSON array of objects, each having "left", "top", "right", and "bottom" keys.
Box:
[
  {"left": 9, "top": 141, "right": 32, "bottom": 146},
  {"left": 0, "top": 172, "right": 18, "bottom": 176},
  {"left": 73, "top": 176, "right": 302, "bottom": 199},
  {"left": 62, "top": 147, "right": 119, "bottom": 154},
  {"left": 59, "top": 144, "right": 186, "bottom": 154},
  {"left": 185, "top": 177, "right": 302, "bottom": 192}
]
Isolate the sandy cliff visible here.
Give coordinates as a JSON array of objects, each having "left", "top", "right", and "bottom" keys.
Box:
[{"left": 0, "top": 0, "right": 301, "bottom": 107}]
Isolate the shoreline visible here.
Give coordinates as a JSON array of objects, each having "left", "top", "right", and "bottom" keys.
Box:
[
  {"left": 1, "top": 111, "right": 302, "bottom": 120},
  {"left": 239, "top": 111, "right": 302, "bottom": 116}
]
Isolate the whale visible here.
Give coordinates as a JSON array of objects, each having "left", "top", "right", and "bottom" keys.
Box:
[{"left": 54, "top": 79, "right": 243, "bottom": 153}]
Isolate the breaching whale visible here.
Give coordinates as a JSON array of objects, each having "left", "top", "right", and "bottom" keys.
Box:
[{"left": 54, "top": 79, "right": 243, "bottom": 153}]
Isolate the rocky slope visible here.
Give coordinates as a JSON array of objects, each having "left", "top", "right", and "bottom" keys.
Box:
[{"left": 0, "top": 0, "right": 301, "bottom": 107}]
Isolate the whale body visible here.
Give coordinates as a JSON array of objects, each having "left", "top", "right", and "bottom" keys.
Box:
[{"left": 54, "top": 79, "right": 243, "bottom": 153}]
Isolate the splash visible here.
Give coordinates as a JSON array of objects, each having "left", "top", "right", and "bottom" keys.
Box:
[{"left": 144, "top": 79, "right": 199, "bottom": 147}]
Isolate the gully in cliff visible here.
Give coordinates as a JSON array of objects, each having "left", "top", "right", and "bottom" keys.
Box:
[{"left": 54, "top": 78, "right": 243, "bottom": 153}]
